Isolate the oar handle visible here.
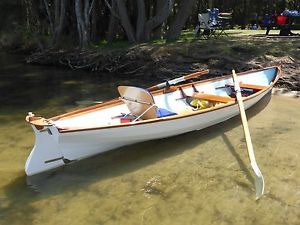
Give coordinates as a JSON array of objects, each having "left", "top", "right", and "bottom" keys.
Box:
[
  {"left": 147, "top": 69, "right": 209, "bottom": 92},
  {"left": 147, "top": 87, "right": 157, "bottom": 92}
]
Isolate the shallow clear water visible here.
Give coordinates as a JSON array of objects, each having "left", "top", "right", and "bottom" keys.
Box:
[{"left": 0, "top": 53, "right": 300, "bottom": 225}]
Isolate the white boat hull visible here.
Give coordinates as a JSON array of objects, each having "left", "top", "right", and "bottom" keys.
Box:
[{"left": 25, "top": 66, "right": 280, "bottom": 176}]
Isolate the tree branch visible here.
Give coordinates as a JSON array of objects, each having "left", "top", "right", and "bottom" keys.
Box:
[
  {"left": 104, "top": 0, "right": 120, "bottom": 19},
  {"left": 88, "top": 0, "right": 96, "bottom": 17},
  {"left": 144, "top": 0, "right": 175, "bottom": 40}
]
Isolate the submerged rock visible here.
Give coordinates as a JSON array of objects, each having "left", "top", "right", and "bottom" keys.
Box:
[{"left": 141, "top": 176, "right": 163, "bottom": 197}]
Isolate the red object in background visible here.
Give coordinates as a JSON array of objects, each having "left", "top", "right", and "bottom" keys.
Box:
[{"left": 276, "top": 15, "right": 288, "bottom": 25}]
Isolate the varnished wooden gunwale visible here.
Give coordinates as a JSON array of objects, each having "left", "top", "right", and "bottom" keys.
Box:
[{"left": 50, "top": 98, "right": 122, "bottom": 121}]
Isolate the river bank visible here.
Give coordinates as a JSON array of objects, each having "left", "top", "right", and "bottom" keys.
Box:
[{"left": 5, "top": 31, "right": 300, "bottom": 91}]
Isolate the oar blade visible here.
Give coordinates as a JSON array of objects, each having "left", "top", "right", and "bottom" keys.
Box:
[
  {"left": 253, "top": 163, "right": 265, "bottom": 199},
  {"left": 254, "top": 173, "right": 265, "bottom": 200}
]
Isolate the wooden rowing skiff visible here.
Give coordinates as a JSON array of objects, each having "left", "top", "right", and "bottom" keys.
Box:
[{"left": 25, "top": 66, "right": 281, "bottom": 176}]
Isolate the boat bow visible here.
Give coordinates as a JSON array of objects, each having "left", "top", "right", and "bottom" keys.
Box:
[{"left": 25, "top": 113, "right": 65, "bottom": 175}]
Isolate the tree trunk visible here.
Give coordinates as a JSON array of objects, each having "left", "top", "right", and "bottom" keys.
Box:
[
  {"left": 165, "top": 0, "right": 196, "bottom": 40},
  {"left": 54, "top": 0, "right": 60, "bottom": 29},
  {"left": 42, "top": 0, "right": 54, "bottom": 34},
  {"left": 152, "top": 0, "right": 165, "bottom": 40},
  {"left": 136, "top": 0, "right": 146, "bottom": 41},
  {"left": 107, "top": 0, "right": 119, "bottom": 42},
  {"left": 90, "top": 1, "right": 98, "bottom": 42},
  {"left": 115, "top": 0, "right": 136, "bottom": 42},
  {"left": 52, "top": 0, "right": 66, "bottom": 46},
  {"left": 75, "top": 0, "right": 94, "bottom": 48},
  {"left": 144, "top": 0, "right": 175, "bottom": 40},
  {"left": 106, "top": 0, "right": 174, "bottom": 42},
  {"left": 75, "top": 0, "right": 85, "bottom": 46},
  {"left": 24, "top": 0, "right": 33, "bottom": 31}
]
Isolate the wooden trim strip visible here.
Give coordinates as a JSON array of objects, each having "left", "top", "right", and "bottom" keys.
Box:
[
  {"left": 192, "top": 93, "right": 235, "bottom": 103},
  {"left": 226, "top": 83, "right": 268, "bottom": 91}
]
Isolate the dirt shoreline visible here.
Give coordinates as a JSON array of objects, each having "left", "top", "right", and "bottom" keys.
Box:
[
  {"left": 272, "top": 88, "right": 300, "bottom": 98},
  {"left": 25, "top": 35, "right": 300, "bottom": 91}
]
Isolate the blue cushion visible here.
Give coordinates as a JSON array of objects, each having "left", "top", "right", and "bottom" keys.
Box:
[{"left": 156, "top": 108, "right": 177, "bottom": 118}]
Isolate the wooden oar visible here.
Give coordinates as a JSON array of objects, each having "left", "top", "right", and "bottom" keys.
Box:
[
  {"left": 232, "top": 69, "right": 265, "bottom": 200},
  {"left": 147, "top": 69, "right": 209, "bottom": 91}
]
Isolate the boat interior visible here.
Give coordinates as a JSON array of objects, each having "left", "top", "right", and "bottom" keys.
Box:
[
  {"left": 57, "top": 72, "right": 273, "bottom": 129},
  {"left": 26, "top": 67, "right": 278, "bottom": 131}
]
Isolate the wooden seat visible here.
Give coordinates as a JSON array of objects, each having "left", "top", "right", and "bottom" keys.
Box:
[
  {"left": 192, "top": 93, "right": 234, "bottom": 103},
  {"left": 226, "top": 83, "right": 267, "bottom": 91},
  {"left": 118, "top": 86, "right": 157, "bottom": 120},
  {"left": 118, "top": 86, "right": 177, "bottom": 120}
]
